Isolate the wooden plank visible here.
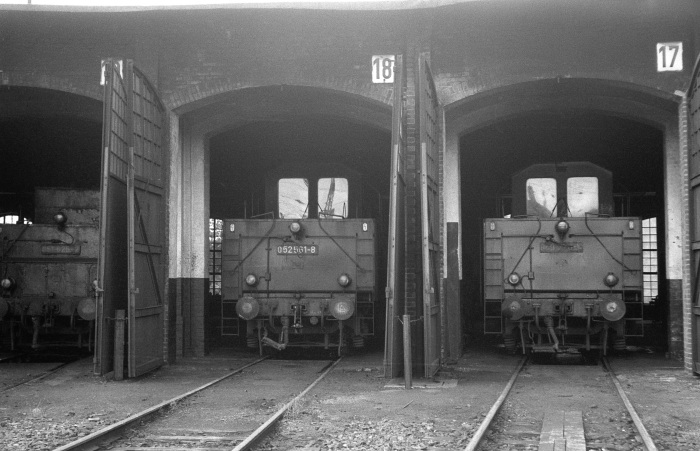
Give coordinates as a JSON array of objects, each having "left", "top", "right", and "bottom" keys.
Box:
[
  {"left": 564, "top": 411, "right": 586, "bottom": 451},
  {"left": 539, "top": 411, "right": 564, "bottom": 450}
]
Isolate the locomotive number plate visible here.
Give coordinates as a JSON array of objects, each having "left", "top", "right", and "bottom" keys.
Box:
[
  {"left": 540, "top": 241, "right": 583, "bottom": 253},
  {"left": 277, "top": 244, "right": 319, "bottom": 255}
]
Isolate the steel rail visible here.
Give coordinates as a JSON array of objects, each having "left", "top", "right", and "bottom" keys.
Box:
[
  {"left": 463, "top": 355, "right": 527, "bottom": 451},
  {"left": 231, "top": 357, "right": 343, "bottom": 451},
  {"left": 2, "top": 359, "right": 77, "bottom": 393},
  {"left": 602, "top": 357, "right": 658, "bottom": 451},
  {"left": 53, "top": 356, "right": 268, "bottom": 451}
]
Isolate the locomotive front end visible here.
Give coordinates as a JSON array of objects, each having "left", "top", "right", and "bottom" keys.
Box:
[
  {"left": 223, "top": 218, "right": 376, "bottom": 355},
  {"left": 484, "top": 162, "right": 643, "bottom": 354}
]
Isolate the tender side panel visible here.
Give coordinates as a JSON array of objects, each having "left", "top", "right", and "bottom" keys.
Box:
[
  {"left": 485, "top": 217, "right": 641, "bottom": 293},
  {"left": 222, "top": 219, "right": 374, "bottom": 299}
]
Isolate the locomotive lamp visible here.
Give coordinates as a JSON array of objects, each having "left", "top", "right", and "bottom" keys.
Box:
[
  {"left": 603, "top": 272, "right": 619, "bottom": 288},
  {"left": 337, "top": 273, "right": 352, "bottom": 288},
  {"left": 555, "top": 219, "right": 570, "bottom": 236},
  {"left": 506, "top": 272, "right": 521, "bottom": 286},
  {"left": 329, "top": 298, "right": 354, "bottom": 320},
  {"left": 53, "top": 212, "right": 68, "bottom": 228},
  {"left": 1, "top": 277, "right": 15, "bottom": 291},
  {"left": 289, "top": 221, "right": 302, "bottom": 234},
  {"left": 245, "top": 274, "right": 259, "bottom": 287}
]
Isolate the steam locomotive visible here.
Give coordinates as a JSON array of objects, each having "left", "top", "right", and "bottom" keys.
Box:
[
  {"left": 484, "top": 162, "right": 643, "bottom": 354},
  {"left": 222, "top": 164, "right": 379, "bottom": 355},
  {"left": 1, "top": 189, "right": 98, "bottom": 351}
]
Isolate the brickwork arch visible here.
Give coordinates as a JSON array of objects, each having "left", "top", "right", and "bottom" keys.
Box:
[
  {"left": 175, "top": 84, "right": 394, "bottom": 138},
  {"left": 0, "top": 84, "right": 102, "bottom": 123},
  {"left": 1, "top": 74, "right": 102, "bottom": 103},
  {"left": 445, "top": 78, "right": 679, "bottom": 135}
]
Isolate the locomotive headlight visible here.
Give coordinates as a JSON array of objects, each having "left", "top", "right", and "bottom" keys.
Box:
[
  {"left": 329, "top": 298, "right": 355, "bottom": 320},
  {"left": 603, "top": 272, "right": 619, "bottom": 288},
  {"left": 555, "top": 219, "right": 570, "bottom": 235},
  {"left": 53, "top": 212, "right": 68, "bottom": 227},
  {"left": 289, "top": 221, "right": 302, "bottom": 234},
  {"left": 507, "top": 272, "right": 521, "bottom": 286},
  {"left": 236, "top": 296, "right": 260, "bottom": 320},
  {"left": 309, "top": 316, "right": 319, "bottom": 325},
  {"left": 245, "top": 274, "right": 259, "bottom": 287},
  {"left": 337, "top": 273, "right": 352, "bottom": 288},
  {"left": 1, "top": 277, "right": 15, "bottom": 290}
]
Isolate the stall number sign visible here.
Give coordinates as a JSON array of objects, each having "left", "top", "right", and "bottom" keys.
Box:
[
  {"left": 372, "top": 55, "right": 395, "bottom": 83},
  {"left": 100, "top": 59, "right": 124, "bottom": 85},
  {"left": 657, "top": 42, "right": 683, "bottom": 72}
]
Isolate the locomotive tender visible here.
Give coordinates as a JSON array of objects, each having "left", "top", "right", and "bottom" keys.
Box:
[
  {"left": 222, "top": 164, "right": 378, "bottom": 355},
  {"left": 1, "top": 189, "right": 98, "bottom": 350},
  {"left": 484, "top": 162, "right": 643, "bottom": 354}
]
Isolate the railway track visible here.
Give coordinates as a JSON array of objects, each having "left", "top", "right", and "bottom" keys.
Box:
[
  {"left": 54, "top": 357, "right": 340, "bottom": 451},
  {"left": 465, "top": 355, "right": 658, "bottom": 451}
]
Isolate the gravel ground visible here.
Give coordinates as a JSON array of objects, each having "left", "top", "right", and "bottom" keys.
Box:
[{"left": 1, "top": 345, "right": 698, "bottom": 450}]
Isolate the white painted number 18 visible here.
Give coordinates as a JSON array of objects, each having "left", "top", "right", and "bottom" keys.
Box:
[
  {"left": 372, "top": 55, "right": 395, "bottom": 83},
  {"left": 656, "top": 42, "right": 683, "bottom": 72}
]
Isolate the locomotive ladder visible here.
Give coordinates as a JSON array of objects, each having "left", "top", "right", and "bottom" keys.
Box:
[{"left": 483, "top": 233, "right": 504, "bottom": 334}]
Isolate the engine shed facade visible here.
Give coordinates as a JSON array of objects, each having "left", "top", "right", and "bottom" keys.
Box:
[{"left": 1, "top": 0, "right": 699, "bottom": 375}]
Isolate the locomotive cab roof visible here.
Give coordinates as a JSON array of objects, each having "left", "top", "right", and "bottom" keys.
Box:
[{"left": 511, "top": 162, "right": 614, "bottom": 218}]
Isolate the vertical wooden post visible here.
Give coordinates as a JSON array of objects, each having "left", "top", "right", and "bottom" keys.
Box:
[
  {"left": 114, "top": 309, "right": 125, "bottom": 381},
  {"left": 403, "top": 314, "right": 412, "bottom": 389}
]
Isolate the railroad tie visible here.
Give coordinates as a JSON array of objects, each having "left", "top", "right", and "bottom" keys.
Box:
[{"left": 538, "top": 410, "right": 585, "bottom": 451}]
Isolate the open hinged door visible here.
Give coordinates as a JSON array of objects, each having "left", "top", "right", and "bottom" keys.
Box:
[
  {"left": 126, "top": 61, "right": 166, "bottom": 378},
  {"left": 384, "top": 54, "right": 407, "bottom": 378},
  {"left": 418, "top": 53, "right": 442, "bottom": 378},
  {"left": 689, "top": 52, "right": 700, "bottom": 375},
  {"left": 96, "top": 59, "right": 130, "bottom": 375}
]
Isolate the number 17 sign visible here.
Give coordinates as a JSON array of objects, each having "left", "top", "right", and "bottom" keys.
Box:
[
  {"left": 657, "top": 42, "right": 683, "bottom": 72},
  {"left": 372, "top": 55, "right": 396, "bottom": 83}
]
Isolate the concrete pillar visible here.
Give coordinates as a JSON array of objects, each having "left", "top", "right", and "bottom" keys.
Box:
[
  {"left": 168, "top": 115, "right": 209, "bottom": 358},
  {"left": 664, "top": 115, "right": 689, "bottom": 364},
  {"left": 443, "top": 129, "right": 462, "bottom": 361}
]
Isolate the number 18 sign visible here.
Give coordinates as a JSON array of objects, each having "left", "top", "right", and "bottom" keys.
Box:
[{"left": 372, "top": 55, "right": 396, "bottom": 83}]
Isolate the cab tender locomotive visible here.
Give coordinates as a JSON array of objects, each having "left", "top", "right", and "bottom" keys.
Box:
[
  {"left": 1, "top": 189, "right": 98, "bottom": 351},
  {"left": 222, "top": 165, "right": 377, "bottom": 355},
  {"left": 484, "top": 162, "right": 642, "bottom": 354}
]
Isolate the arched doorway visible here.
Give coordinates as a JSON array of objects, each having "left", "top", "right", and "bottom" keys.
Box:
[
  {"left": 443, "top": 78, "right": 681, "bottom": 355},
  {"left": 170, "top": 86, "right": 392, "bottom": 356}
]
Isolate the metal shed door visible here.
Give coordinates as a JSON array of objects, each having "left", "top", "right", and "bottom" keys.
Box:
[
  {"left": 418, "top": 53, "right": 442, "bottom": 377},
  {"left": 126, "top": 61, "right": 166, "bottom": 378},
  {"left": 689, "top": 53, "right": 700, "bottom": 375},
  {"left": 96, "top": 59, "right": 130, "bottom": 375},
  {"left": 384, "top": 55, "right": 407, "bottom": 378}
]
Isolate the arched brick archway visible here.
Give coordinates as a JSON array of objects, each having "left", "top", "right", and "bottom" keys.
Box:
[
  {"left": 166, "top": 80, "right": 393, "bottom": 117},
  {"left": 0, "top": 76, "right": 102, "bottom": 104},
  {"left": 440, "top": 78, "right": 686, "bottom": 360},
  {"left": 168, "top": 84, "right": 392, "bottom": 357},
  {"left": 0, "top": 85, "right": 102, "bottom": 121}
]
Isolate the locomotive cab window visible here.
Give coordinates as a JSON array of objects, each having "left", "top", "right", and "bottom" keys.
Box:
[
  {"left": 567, "top": 177, "right": 599, "bottom": 217},
  {"left": 318, "top": 177, "right": 348, "bottom": 219},
  {"left": 278, "top": 178, "right": 309, "bottom": 219},
  {"left": 526, "top": 178, "right": 556, "bottom": 218}
]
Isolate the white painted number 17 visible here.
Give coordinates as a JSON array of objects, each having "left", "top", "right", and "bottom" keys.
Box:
[{"left": 656, "top": 42, "right": 683, "bottom": 72}]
